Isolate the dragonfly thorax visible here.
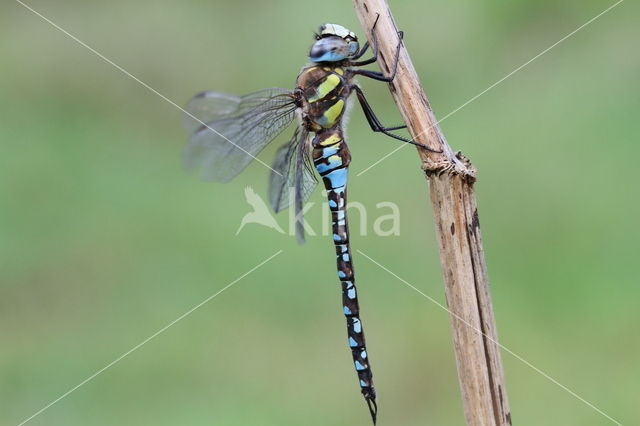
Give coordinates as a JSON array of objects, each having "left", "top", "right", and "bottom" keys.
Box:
[
  {"left": 296, "top": 65, "right": 350, "bottom": 131},
  {"left": 310, "top": 23, "right": 359, "bottom": 63}
]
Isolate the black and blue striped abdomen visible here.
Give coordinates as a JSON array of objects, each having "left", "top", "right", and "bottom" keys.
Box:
[{"left": 311, "top": 129, "right": 377, "bottom": 420}]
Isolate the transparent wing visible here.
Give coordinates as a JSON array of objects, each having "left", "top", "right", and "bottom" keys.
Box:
[
  {"left": 269, "top": 128, "right": 318, "bottom": 243},
  {"left": 184, "top": 88, "right": 297, "bottom": 182},
  {"left": 183, "top": 91, "right": 245, "bottom": 134}
]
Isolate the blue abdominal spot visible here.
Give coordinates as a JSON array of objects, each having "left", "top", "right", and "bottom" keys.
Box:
[
  {"left": 333, "top": 185, "right": 346, "bottom": 195},
  {"left": 347, "top": 288, "right": 356, "bottom": 299},
  {"left": 324, "top": 168, "right": 348, "bottom": 189},
  {"left": 320, "top": 146, "right": 339, "bottom": 158},
  {"left": 316, "top": 156, "right": 342, "bottom": 173}
]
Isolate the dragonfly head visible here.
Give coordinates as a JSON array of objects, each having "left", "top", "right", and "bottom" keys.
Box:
[{"left": 309, "top": 23, "right": 359, "bottom": 63}]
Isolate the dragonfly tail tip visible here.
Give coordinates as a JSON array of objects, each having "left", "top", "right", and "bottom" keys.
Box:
[{"left": 365, "top": 396, "right": 377, "bottom": 425}]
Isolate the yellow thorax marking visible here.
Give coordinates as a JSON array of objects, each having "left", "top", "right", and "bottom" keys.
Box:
[
  {"left": 309, "top": 73, "right": 341, "bottom": 103},
  {"left": 322, "top": 66, "right": 344, "bottom": 75},
  {"left": 322, "top": 99, "right": 345, "bottom": 126}
]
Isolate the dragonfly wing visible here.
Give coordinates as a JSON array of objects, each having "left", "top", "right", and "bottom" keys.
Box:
[
  {"left": 184, "top": 88, "right": 297, "bottom": 182},
  {"left": 269, "top": 128, "right": 318, "bottom": 243},
  {"left": 183, "top": 91, "right": 243, "bottom": 134}
]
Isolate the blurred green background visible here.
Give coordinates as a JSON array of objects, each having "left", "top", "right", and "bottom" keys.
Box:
[{"left": 1, "top": 0, "right": 638, "bottom": 425}]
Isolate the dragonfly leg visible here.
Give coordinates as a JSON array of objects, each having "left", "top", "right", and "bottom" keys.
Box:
[
  {"left": 353, "top": 85, "right": 442, "bottom": 152},
  {"left": 349, "top": 44, "right": 377, "bottom": 66},
  {"left": 350, "top": 15, "right": 384, "bottom": 61},
  {"left": 350, "top": 13, "right": 383, "bottom": 66},
  {"left": 351, "top": 15, "right": 403, "bottom": 79},
  {"left": 352, "top": 41, "right": 370, "bottom": 60},
  {"left": 350, "top": 31, "right": 402, "bottom": 81}
]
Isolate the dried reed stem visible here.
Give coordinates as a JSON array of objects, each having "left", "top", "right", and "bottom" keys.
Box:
[{"left": 351, "top": 1, "right": 512, "bottom": 424}]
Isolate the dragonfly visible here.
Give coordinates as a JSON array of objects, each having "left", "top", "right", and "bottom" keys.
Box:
[{"left": 183, "top": 19, "right": 440, "bottom": 424}]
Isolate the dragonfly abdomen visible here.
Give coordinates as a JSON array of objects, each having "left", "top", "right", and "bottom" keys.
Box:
[{"left": 311, "top": 129, "right": 377, "bottom": 422}]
